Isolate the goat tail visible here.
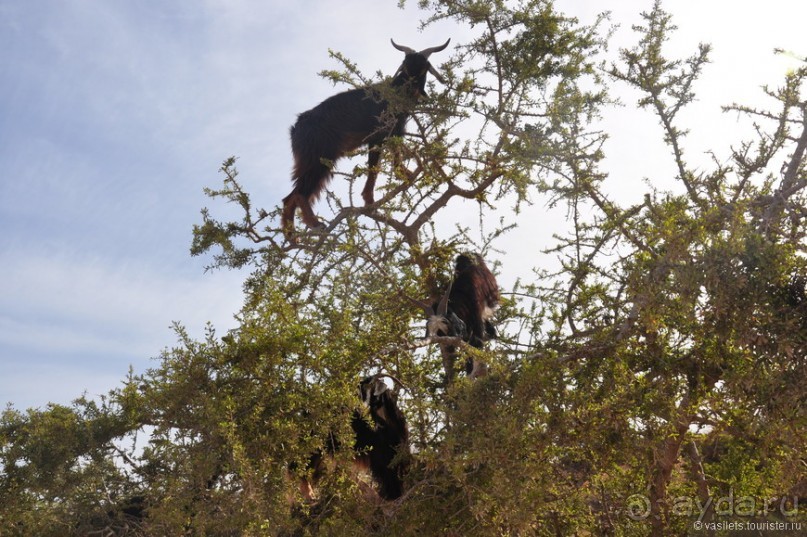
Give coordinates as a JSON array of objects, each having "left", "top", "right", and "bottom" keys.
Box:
[{"left": 290, "top": 119, "right": 338, "bottom": 199}]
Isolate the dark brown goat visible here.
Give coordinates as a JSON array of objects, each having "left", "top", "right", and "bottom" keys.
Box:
[
  {"left": 426, "top": 254, "right": 500, "bottom": 377},
  {"left": 282, "top": 39, "right": 450, "bottom": 238}
]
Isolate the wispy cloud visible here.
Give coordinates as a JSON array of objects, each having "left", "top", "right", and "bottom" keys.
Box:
[
  {"left": 0, "top": 247, "right": 244, "bottom": 408},
  {"left": 1, "top": 248, "right": 243, "bottom": 343}
]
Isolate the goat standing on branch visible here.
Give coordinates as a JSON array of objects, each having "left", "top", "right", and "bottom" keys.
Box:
[
  {"left": 281, "top": 39, "right": 451, "bottom": 239},
  {"left": 297, "top": 375, "right": 410, "bottom": 502},
  {"left": 426, "top": 254, "right": 500, "bottom": 379},
  {"left": 353, "top": 375, "right": 410, "bottom": 500}
]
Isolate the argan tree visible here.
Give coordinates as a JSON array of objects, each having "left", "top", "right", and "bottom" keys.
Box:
[{"left": 1, "top": 1, "right": 805, "bottom": 535}]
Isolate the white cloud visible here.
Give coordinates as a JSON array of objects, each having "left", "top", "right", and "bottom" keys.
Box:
[
  {"left": 0, "top": 358, "right": 127, "bottom": 412},
  {"left": 0, "top": 247, "right": 245, "bottom": 408},
  {"left": 1, "top": 249, "right": 243, "bottom": 344}
]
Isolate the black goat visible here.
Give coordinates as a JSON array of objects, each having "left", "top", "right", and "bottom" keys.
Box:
[
  {"left": 298, "top": 375, "right": 410, "bottom": 502},
  {"left": 353, "top": 375, "right": 410, "bottom": 500},
  {"left": 426, "top": 253, "right": 500, "bottom": 378},
  {"left": 282, "top": 38, "right": 450, "bottom": 238}
]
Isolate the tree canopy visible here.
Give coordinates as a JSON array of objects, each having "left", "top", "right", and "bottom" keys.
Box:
[{"left": 2, "top": 1, "right": 805, "bottom": 535}]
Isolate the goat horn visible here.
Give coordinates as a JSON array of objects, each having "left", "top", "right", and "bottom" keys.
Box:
[
  {"left": 400, "top": 291, "right": 435, "bottom": 317},
  {"left": 418, "top": 38, "right": 451, "bottom": 58},
  {"left": 390, "top": 39, "right": 416, "bottom": 54},
  {"left": 437, "top": 286, "right": 451, "bottom": 317},
  {"left": 428, "top": 63, "right": 446, "bottom": 84},
  {"left": 375, "top": 373, "right": 409, "bottom": 391}
]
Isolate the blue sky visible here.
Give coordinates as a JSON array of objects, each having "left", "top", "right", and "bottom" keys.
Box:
[{"left": 1, "top": 0, "right": 805, "bottom": 411}]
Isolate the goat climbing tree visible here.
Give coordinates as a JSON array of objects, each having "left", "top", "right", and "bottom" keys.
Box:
[{"left": 1, "top": 1, "right": 805, "bottom": 535}]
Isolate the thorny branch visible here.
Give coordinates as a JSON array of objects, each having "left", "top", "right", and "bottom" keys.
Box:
[{"left": 762, "top": 106, "right": 807, "bottom": 231}]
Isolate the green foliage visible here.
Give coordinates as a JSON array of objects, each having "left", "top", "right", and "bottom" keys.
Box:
[{"left": 2, "top": 1, "right": 806, "bottom": 535}]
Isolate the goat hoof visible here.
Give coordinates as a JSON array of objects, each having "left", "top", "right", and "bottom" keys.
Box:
[
  {"left": 363, "top": 194, "right": 375, "bottom": 206},
  {"left": 309, "top": 220, "right": 327, "bottom": 231}
]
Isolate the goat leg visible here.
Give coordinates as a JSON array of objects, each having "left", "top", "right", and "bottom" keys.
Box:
[
  {"left": 282, "top": 191, "right": 325, "bottom": 237},
  {"left": 298, "top": 195, "right": 326, "bottom": 230},
  {"left": 362, "top": 149, "right": 381, "bottom": 206}
]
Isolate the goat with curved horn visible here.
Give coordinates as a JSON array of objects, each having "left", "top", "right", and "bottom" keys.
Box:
[
  {"left": 391, "top": 38, "right": 451, "bottom": 83},
  {"left": 281, "top": 39, "right": 451, "bottom": 239}
]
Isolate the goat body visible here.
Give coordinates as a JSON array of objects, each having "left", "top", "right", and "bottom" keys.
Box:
[
  {"left": 353, "top": 375, "right": 410, "bottom": 500},
  {"left": 427, "top": 253, "right": 500, "bottom": 376},
  {"left": 298, "top": 375, "right": 410, "bottom": 502},
  {"left": 282, "top": 39, "right": 450, "bottom": 238}
]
